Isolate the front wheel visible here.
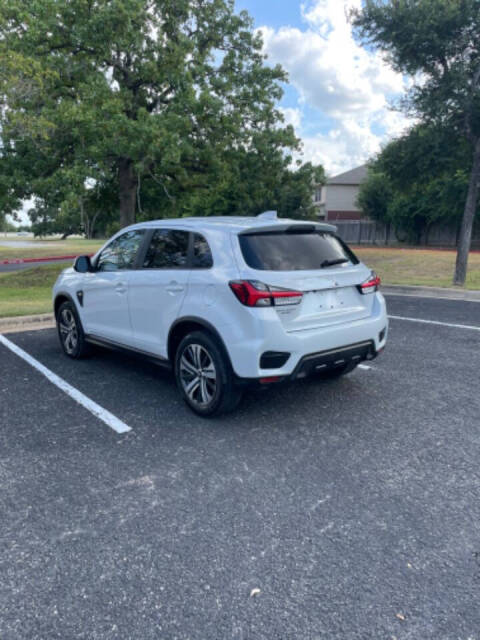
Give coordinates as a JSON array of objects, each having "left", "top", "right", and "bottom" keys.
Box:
[
  {"left": 56, "top": 301, "right": 92, "bottom": 359},
  {"left": 175, "top": 331, "right": 242, "bottom": 417}
]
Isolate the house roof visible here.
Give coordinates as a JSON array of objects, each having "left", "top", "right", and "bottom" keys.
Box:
[{"left": 327, "top": 165, "right": 368, "bottom": 186}]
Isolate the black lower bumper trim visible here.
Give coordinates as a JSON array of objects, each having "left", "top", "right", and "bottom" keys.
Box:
[
  {"left": 260, "top": 350, "right": 291, "bottom": 369},
  {"left": 291, "top": 340, "right": 375, "bottom": 380}
]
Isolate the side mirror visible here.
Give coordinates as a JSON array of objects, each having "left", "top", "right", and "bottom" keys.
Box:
[{"left": 73, "top": 255, "right": 93, "bottom": 273}]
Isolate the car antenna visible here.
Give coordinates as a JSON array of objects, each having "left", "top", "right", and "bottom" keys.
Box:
[{"left": 256, "top": 211, "right": 278, "bottom": 220}]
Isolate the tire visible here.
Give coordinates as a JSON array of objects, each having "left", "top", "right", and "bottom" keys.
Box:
[
  {"left": 316, "top": 362, "right": 358, "bottom": 380},
  {"left": 56, "top": 300, "right": 92, "bottom": 359},
  {"left": 174, "top": 330, "right": 243, "bottom": 417}
]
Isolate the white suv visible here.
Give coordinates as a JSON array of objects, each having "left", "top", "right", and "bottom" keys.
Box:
[{"left": 53, "top": 213, "right": 387, "bottom": 416}]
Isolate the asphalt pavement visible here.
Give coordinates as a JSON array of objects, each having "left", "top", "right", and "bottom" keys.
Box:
[{"left": 1, "top": 295, "right": 479, "bottom": 639}]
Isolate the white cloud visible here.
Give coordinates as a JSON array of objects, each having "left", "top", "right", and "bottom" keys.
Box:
[
  {"left": 258, "top": 0, "right": 413, "bottom": 175},
  {"left": 300, "top": 119, "right": 380, "bottom": 176},
  {"left": 279, "top": 107, "right": 303, "bottom": 130}
]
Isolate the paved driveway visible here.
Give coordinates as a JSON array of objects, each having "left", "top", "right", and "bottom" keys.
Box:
[{"left": 1, "top": 295, "right": 479, "bottom": 639}]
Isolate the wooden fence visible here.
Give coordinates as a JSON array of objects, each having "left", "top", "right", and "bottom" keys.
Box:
[{"left": 334, "top": 220, "right": 480, "bottom": 249}]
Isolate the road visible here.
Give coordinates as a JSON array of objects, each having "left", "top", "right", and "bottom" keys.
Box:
[
  {"left": 0, "top": 259, "right": 73, "bottom": 273},
  {"left": 1, "top": 295, "right": 479, "bottom": 639}
]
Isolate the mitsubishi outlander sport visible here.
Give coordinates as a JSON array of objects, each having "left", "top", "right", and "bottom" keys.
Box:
[{"left": 53, "top": 212, "right": 388, "bottom": 416}]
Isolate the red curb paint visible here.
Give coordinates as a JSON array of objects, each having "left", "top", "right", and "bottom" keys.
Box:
[{"left": 0, "top": 253, "right": 94, "bottom": 265}]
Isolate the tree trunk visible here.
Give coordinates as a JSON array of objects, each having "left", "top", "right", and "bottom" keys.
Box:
[
  {"left": 118, "top": 158, "right": 137, "bottom": 228},
  {"left": 79, "top": 197, "right": 87, "bottom": 238},
  {"left": 453, "top": 138, "right": 480, "bottom": 286},
  {"left": 88, "top": 211, "right": 99, "bottom": 239}
]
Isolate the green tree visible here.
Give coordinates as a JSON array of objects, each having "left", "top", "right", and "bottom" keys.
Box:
[
  {"left": 352, "top": 0, "right": 480, "bottom": 285},
  {"left": 357, "top": 123, "right": 474, "bottom": 244},
  {"left": 356, "top": 171, "right": 393, "bottom": 225},
  {"left": 0, "top": 0, "right": 310, "bottom": 233}
]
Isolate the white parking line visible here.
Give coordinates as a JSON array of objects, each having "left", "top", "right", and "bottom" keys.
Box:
[
  {"left": 358, "top": 364, "right": 373, "bottom": 370},
  {"left": 0, "top": 334, "right": 131, "bottom": 434},
  {"left": 388, "top": 315, "right": 480, "bottom": 332}
]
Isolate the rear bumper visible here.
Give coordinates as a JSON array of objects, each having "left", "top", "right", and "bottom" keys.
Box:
[
  {"left": 223, "top": 292, "right": 388, "bottom": 378},
  {"left": 235, "top": 340, "right": 381, "bottom": 387}
]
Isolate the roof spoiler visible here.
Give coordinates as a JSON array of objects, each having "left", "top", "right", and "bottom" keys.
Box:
[{"left": 239, "top": 221, "right": 338, "bottom": 235}]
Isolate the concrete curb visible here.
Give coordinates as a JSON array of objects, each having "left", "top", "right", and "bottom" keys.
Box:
[
  {"left": 0, "top": 313, "right": 55, "bottom": 334},
  {"left": 382, "top": 284, "right": 480, "bottom": 302}
]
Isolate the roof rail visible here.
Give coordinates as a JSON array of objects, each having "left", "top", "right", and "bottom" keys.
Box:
[{"left": 257, "top": 210, "right": 278, "bottom": 220}]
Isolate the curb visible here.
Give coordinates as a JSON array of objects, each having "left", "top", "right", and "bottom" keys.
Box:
[
  {"left": 0, "top": 313, "right": 55, "bottom": 334},
  {"left": 382, "top": 284, "right": 480, "bottom": 302}
]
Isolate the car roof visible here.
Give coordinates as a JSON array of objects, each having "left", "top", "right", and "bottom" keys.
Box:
[{"left": 127, "top": 216, "right": 337, "bottom": 235}]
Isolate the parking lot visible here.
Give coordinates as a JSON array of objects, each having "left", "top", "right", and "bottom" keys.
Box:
[{"left": 1, "top": 294, "right": 479, "bottom": 639}]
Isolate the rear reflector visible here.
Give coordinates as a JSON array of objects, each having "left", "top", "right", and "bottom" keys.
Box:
[
  {"left": 358, "top": 271, "right": 381, "bottom": 294},
  {"left": 259, "top": 376, "right": 281, "bottom": 384},
  {"left": 229, "top": 280, "right": 303, "bottom": 307}
]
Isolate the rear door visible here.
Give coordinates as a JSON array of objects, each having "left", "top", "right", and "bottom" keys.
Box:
[
  {"left": 127, "top": 228, "right": 190, "bottom": 358},
  {"left": 236, "top": 228, "right": 373, "bottom": 332}
]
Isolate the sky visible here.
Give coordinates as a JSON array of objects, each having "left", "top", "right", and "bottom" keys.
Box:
[{"left": 235, "top": 0, "right": 412, "bottom": 177}]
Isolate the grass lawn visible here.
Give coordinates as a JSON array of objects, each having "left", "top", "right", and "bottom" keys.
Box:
[
  {"left": 1, "top": 246, "right": 479, "bottom": 319},
  {"left": 355, "top": 247, "right": 480, "bottom": 290},
  {"left": 0, "top": 236, "right": 103, "bottom": 261},
  {"left": 0, "top": 264, "right": 64, "bottom": 318}
]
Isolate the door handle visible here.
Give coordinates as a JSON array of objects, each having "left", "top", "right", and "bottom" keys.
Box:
[
  {"left": 166, "top": 281, "right": 184, "bottom": 294},
  {"left": 115, "top": 282, "right": 127, "bottom": 294}
]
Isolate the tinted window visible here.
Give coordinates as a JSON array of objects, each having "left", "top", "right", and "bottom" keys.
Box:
[
  {"left": 143, "top": 229, "right": 189, "bottom": 268},
  {"left": 239, "top": 231, "right": 358, "bottom": 271},
  {"left": 192, "top": 233, "right": 213, "bottom": 268},
  {"left": 96, "top": 230, "right": 145, "bottom": 271}
]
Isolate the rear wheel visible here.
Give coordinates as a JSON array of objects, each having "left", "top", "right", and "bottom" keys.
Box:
[
  {"left": 56, "top": 301, "right": 92, "bottom": 359},
  {"left": 175, "top": 331, "right": 242, "bottom": 417}
]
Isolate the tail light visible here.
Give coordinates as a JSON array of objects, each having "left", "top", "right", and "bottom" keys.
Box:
[
  {"left": 358, "top": 271, "right": 381, "bottom": 294},
  {"left": 229, "top": 280, "right": 303, "bottom": 307}
]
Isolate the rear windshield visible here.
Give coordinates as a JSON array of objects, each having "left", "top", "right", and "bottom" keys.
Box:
[{"left": 239, "top": 230, "right": 358, "bottom": 271}]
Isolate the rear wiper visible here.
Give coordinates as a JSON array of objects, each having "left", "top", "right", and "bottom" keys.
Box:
[{"left": 320, "top": 258, "right": 349, "bottom": 268}]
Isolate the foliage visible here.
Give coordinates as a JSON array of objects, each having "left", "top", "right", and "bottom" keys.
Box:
[
  {"left": 351, "top": 0, "right": 480, "bottom": 130},
  {"left": 351, "top": 0, "right": 480, "bottom": 283},
  {"left": 356, "top": 171, "right": 393, "bottom": 225},
  {"left": 0, "top": 215, "right": 17, "bottom": 232},
  {"left": 0, "top": 0, "right": 322, "bottom": 235},
  {"left": 357, "top": 123, "right": 476, "bottom": 243}
]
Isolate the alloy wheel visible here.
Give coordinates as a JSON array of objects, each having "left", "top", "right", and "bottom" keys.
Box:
[
  {"left": 179, "top": 343, "right": 217, "bottom": 408},
  {"left": 59, "top": 308, "right": 78, "bottom": 355}
]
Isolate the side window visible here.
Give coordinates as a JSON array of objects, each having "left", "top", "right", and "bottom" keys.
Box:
[
  {"left": 192, "top": 233, "right": 213, "bottom": 268},
  {"left": 96, "top": 230, "right": 145, "bottom": 272},
  {"left": 143, "top": 229, "right": 189, "bottom": 269}
]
